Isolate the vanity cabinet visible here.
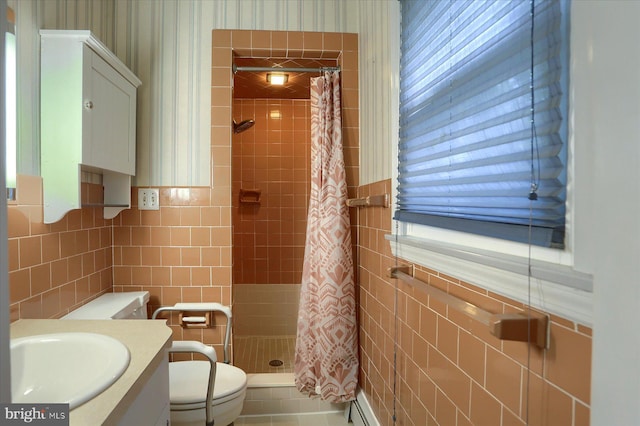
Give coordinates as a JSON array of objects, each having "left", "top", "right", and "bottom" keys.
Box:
[
  {"left": 117, "top": 356, "right": 170, "bottom": 426},
  {"left": 40, "top": 30, "right": 141, "bottom": 223}
]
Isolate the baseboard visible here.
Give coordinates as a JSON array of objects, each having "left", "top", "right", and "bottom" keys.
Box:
[{"left": 349, "top": 389, "right": 380, "bottom": 426}]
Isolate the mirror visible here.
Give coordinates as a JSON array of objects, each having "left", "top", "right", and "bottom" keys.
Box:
[{"left": 5, "top": 6, "right": 15, "bottom": 200}]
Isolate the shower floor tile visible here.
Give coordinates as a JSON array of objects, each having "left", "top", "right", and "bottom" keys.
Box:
[{"left": 234, "top": 335, "right": 296, "bottom": 374}]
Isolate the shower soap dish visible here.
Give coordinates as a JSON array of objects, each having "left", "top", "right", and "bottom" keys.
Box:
[{"left": 239, "top": 188, "right": 261, "bottom": 204}]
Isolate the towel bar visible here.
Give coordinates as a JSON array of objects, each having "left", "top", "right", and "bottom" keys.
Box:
[
  {"left": 346, "top": 193, "right": 389, "bottom": 208},
  {"left": 388, "top": 265, "right": 549, "bottom": 349}
]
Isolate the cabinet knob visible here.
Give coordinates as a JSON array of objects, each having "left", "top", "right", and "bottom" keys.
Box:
[{"left": 84, "top": 101, "right": 94, "bottom": 110}]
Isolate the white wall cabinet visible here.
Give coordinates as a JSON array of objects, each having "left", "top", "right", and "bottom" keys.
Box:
[
  {"left": 82, "top": 45, "right": 137, "bottom": 175},
  {"left": 40, "top": 30, "right": 141, "bottom": 223}
]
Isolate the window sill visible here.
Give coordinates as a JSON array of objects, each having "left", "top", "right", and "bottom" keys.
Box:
[{"left": 386, "top": 233, "right": 593, "bottom": 326}]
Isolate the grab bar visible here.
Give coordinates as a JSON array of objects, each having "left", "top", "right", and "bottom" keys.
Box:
[
  {"left": 388, "top": 265, "right": 549, "bottom": 349},
  {"left": 152, "top": 303, "right": 233, "bottom": 363},
  {"left": 168, "top": 341, "right": 217, "bottom": 426}
]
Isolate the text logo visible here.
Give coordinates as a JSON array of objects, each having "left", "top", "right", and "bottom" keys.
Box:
[{"left": 0, "top": 404, "right": 69, "bottom": 425}]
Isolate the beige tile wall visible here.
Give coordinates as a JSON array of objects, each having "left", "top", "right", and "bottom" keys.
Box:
[
  {"left": 7, "top": 175, "right": 232, "bottom": 360},
  {"left": 233, "top": 284, "right": 300, "bottom": 336},
  {"left": 232, "top": 99, "right": 311, "bottom": 285},
  {"left": 357, "top": 179, "right": 592, "bottom": 426},
  {"left": 112, "top": 186, "right": 232, "bottom": 359},
  {"left": 8, "top": 175, "right": 114, "bottom": 321}
]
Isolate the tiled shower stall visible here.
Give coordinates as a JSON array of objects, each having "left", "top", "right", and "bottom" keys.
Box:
[
  {"left": 231, "top": 98, "right": 311, "bottom": 373},
  {"left": 226, "top": 30, "right": 360, "bottom": 377}
]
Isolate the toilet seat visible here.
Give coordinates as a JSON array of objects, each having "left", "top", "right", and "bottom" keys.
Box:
[{"left": 169, "top": 361, "right": 247, "bottom": 411}]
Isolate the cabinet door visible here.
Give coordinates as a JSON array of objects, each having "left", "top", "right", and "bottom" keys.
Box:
[{"left": 83, "top": 47, "right": 137, "bottom": 175}]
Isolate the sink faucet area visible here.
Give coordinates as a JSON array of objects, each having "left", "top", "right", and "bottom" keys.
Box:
[
  {"left": 9, "top": 319, "right": 172, "bottom": 425},
  {"left": 11, "top": 332, "right": 130, "bottom": 409}
]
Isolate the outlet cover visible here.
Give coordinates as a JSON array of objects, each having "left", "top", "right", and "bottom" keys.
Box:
[{"left": 138, "top": 188, "right": 160, "bottom": 210}]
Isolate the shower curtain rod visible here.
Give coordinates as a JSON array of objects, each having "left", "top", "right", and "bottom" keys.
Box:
[{"left": 233, "top": 65, "right": 340, "bottom": 73}]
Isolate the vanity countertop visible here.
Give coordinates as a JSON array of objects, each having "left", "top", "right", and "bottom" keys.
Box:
[{"left": 10, "top": 319, "right": 172, "bottom": 425}]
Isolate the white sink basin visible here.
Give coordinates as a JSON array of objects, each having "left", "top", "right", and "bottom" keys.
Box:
[{"left": 11, "top": 332, "right": 130, "bottom": 409}]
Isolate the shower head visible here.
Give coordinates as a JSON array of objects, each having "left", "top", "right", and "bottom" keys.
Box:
[{"left": 233, "top": 119, "right": 255, "bottom": 134}]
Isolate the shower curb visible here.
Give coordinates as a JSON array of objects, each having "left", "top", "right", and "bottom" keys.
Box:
[{"left": 242, "top": 373, "right": 347, "bottom": 416}]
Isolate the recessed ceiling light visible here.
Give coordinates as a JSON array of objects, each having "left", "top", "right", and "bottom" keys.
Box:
[
  {"left": 266, "top": 73, "right": 288, "bottom": 85},
  {"left": 270, "top": 110, "right": 281, "bottom": 119}
]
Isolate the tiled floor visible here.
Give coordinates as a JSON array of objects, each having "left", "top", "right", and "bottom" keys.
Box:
[
  {"left": 235, "top": 336, "right": 296, "bottom": 374},
  {"left": 235, "top": 412, "right": 350, "bottom": 425},
  {"left": 234, "top": 336, "right": 351, "bottom": 425}
]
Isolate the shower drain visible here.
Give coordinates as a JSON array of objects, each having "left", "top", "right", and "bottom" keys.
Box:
[{"left": 269, "top": 359, "right": 284, "bottom": 367}]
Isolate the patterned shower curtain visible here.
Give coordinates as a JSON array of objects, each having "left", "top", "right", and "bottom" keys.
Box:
[{"left": 294, "top": 71, "right": 358, "bottom": 403}]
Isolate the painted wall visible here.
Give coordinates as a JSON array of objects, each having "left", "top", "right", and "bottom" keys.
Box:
[
  {"left": 10, "top": 0, "right": 374, "bottom": 187},
  {"left": 11, "top": 0, "right": 393, "bottom": 186},
  {"left": 9, "top": 0, "right": 118, "bottom": 178},
  {"left": 579, "top": 2, "right": 640, "bottom": 424},
  {"left": 357, "top": 0, "right": 399, "bottom": 185}
]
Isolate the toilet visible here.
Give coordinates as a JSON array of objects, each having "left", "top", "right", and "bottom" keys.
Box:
[
  {"left": 62, "top": 291, "right": 150, "bottom": 320},
  {"left": 169, "top": 361, "right": 247, "bottom": 426},
  {"left": 64, "top": 292, "right": 247, "bottom": 426}
]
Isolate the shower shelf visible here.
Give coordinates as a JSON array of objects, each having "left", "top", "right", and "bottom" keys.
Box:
[
  {"left": 388, "top": 265, "right": 550, "bottom": 349},
  {"left": 239, "top": 188, "right": 261, "bottom": 204}
]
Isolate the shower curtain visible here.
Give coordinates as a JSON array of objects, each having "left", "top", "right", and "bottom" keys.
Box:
[{"left": 294, "top": 71, "right": 358, "bottom": 403}]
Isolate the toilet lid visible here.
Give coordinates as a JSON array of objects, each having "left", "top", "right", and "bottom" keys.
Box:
[{"left": 169, "top": 361, "right": 247, "bottom": 405}]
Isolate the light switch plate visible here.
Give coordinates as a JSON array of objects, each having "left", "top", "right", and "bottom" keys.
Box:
[{"left": 138, "top": 188, "right": 159, "bottom": 210}]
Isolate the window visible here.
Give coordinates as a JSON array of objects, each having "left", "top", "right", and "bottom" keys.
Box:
[
  {"left": 396, "top": 0, "right": 569, "bottom": 248},
  {"left": 390, "top": 0, "right": 594, "bottom": 325},
  {"left": 5, "top": 7, "right": 15, "bottom": 200}
]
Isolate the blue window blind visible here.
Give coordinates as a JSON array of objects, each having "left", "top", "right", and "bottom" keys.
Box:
[{"left": 396, "top": 0, "right": 568, "bottom": 248}]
